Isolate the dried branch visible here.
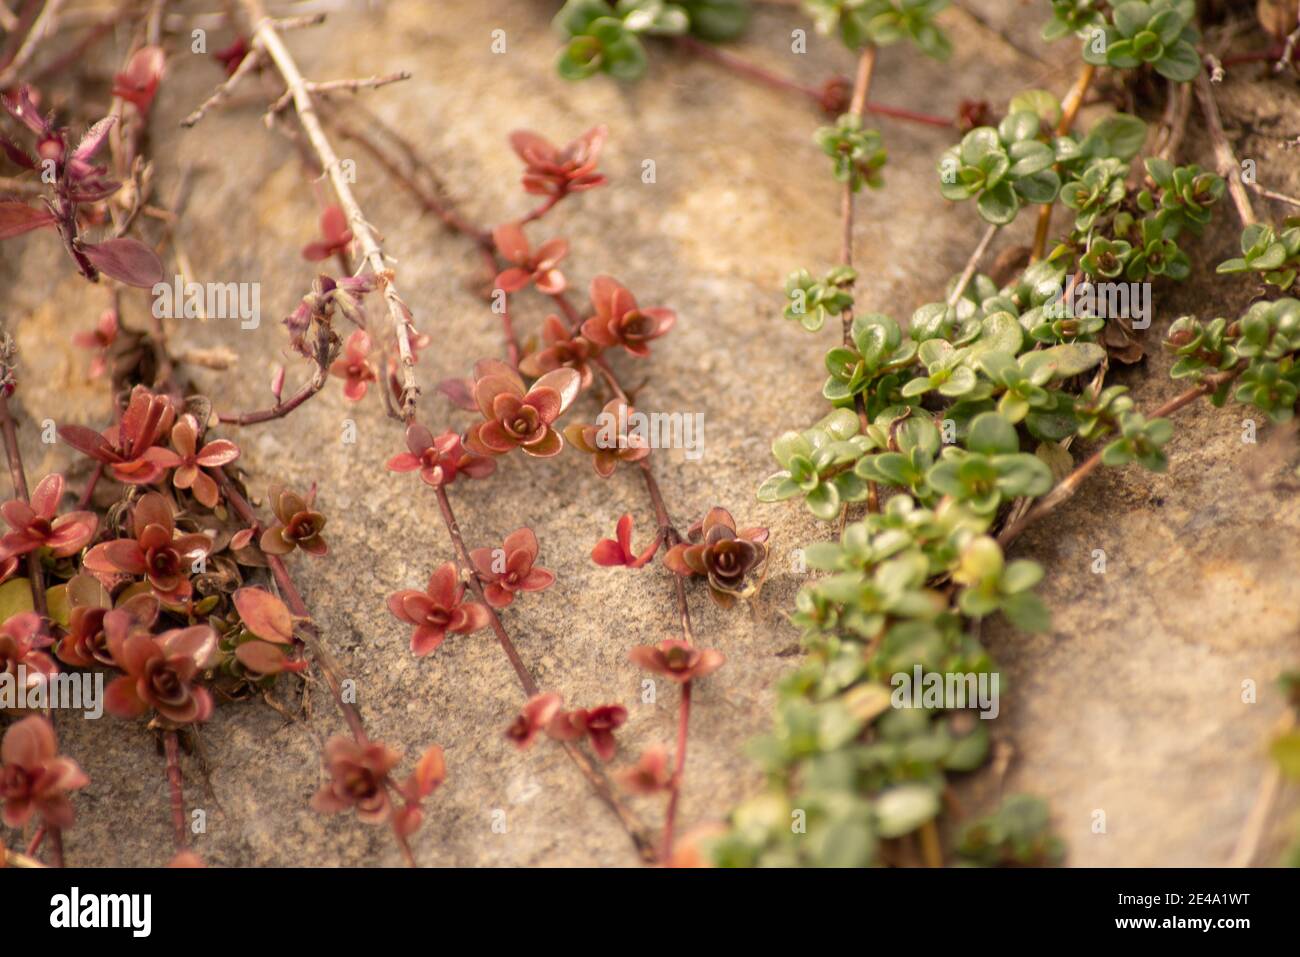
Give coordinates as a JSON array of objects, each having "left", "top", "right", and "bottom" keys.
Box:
[
  {"left": 946, "top": 223, "right": 999, "bottom": 307},
  {"left": 269, "top": 70, "right": 412, "bottom": 114},
  {"left": 1194, "top": 71, "right": 1257, "bottom": 228},
  {"left": 241, "top": 0, "right": 420, "bottom": 419},
  {"left": 0, "top": 0, "right": 64, "bottom": 88},
  {"left": 181, "top": 47, "right": 264, "bottom": 128}
]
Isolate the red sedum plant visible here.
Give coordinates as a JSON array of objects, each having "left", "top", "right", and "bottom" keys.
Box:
[
  {"left": 388, "top": 562, "right": 491, "bottom": 656},
  {"left": 465, "top": 360, "right": 582, "bottom": 458},
  {"left": 386, "top": 423, "right": 495, "bottom": 487},
  {"left": 580, "top": 275, "right": 677, "bottom": 357},
  {"left": 0, "top": 474, "right": 97, "bottom": 562},
  {"left": 1, "top": 715, "right": 89, "bottom": 829},
  {"left": 469, "top": 527, "right": 555, "bottom": 609}
]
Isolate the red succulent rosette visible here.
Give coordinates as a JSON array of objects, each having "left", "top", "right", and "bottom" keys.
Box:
[
  {"left": 310, "top": 736, "right": 401, "bottom": 824},
  {"left": 58, "top": 385, "right": 177, "bottom": 485},
  {"left": 0, "top": 474, "right": 97, "bottom": 562},
  {"left": 386, "top": 423, "right": 495, "bottom": 487},
  {"left": 504, "top": 692, "right": 563, "bottom": 750},
  {"left": 564, "top": 398, "right": 651, "bottom": 478},
  {"left": 493, "top": 222, "right": 568, "bottom": 295},
  {"left": 662, "top": 507, "right": 769, "bottom": 608},
  {"left": 519, "top": 314, "right": 599, "bottom": 389},
  {"left": 103, "top": 617, "right": 219, "bottom": 724},
  {"left": 387, "top": 562, "right": 491, "bottom": 656},
  {"left": 84, "top": 493, "right": 211, "bottom": 602},
  {"left": 464, "top": 359, "right": 581, "bottom": 458},
  {"left": 469, "top": 527, "right": 555, "bottom": 608},
  {"left": 545, "top": 703, "right": 627, "bottom": 761},
  {"left": 329, "top": 329, "right": 378, "bottom": 401},
  {"left": 509, "top": 125, "right": 608, "bottom": 196},
  {"left": 580, "top": 275, "right": 676, "bottom": 357},
  {"left": 0, "top": 715, "right": 88, "bottom": 829},
  {"left": 629, "top": 638, "right": 725, "bottom": 684},
  {"left": 152, "top": 414, "right": 240, "bottom": 509},
  {"left": 259, "top": 484, "right": 328, "bottom": 557}
]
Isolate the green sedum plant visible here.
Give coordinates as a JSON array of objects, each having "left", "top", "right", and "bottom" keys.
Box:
[
  {"left": 712, "top": 0, "right": 1298, "bottom": 872},
  {"left": 1217, "top": 223, "right": 1300, "bottom": 292},
  {"left": 552, "top": 0, "right": 751, "bottom": 80},
  {"left": 815, "top": 114, "right": 888, "bottom": 192},
  {"left": 938, "top": 111, "right": 1061, "bottom": 225},
  {"left": 804, "top": 0, "right": 952, "bottom": 59},
  {"left": 1079, "top": 0, "right": 1201, "bottom": 81}
]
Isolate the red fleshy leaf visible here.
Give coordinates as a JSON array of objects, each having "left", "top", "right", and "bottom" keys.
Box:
[
  {"left": 436, "top": 377, "right": 477, "bottom": 412},
  {"left": 233, "top": 587, "right": 294, "bottom": 644},
  {"left": 0, "top": 201, "right": 55, "bottom": 240},
  {"left": 407, "top": 745, "right": 446, "bottom": 799},
  {"left": 112, "top": 46, "right": 165, "bottom": 113},
  {"left": 57, "top": 423, "right": 114, "bottom": 461},
  {"left": 235, "top": 641, "right": 292, "bottom": 675},
  {"left": 591, "top": 538, "right": 628, "bottom": 566},
  {"left": 80, "top": 237, "right": 164, "bottom": 288}
]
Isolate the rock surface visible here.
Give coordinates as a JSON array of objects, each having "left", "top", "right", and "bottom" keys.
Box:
[{"left": 0, "top": 0, "right": 1297, "bottom": 866}]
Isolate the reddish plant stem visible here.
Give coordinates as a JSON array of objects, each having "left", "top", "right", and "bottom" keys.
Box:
[
  {"left": 220, "top": 365, "right": 327, "bottom": 425},
  {"left": 521, "top": 192, "right": 563, "bottom": 224},
  {"left": 216, "top": 469, "right": 418, "bottom": 866},
  {"left": 164, "top": 730, "right": 187, "bottom": 850},
  {"left": 432, "top": 483, "right": 656, "bottom": 860},
  {"left": 45, "top": 826, "right": 63, "bottom": 868},
  {"left": 77, "top": 462, "right": 103, "bottom": 509},
  {"left": 997, "top": 372, "right": 1236, "bottom": 548},
  {"left": 0, "top": 389, "right": 61, "bottom": 864},
  {"left": 674, "top": 34, "right": 951, "bottom": 127},
  {"left": 432, "top": 484, "right": 537, "bottom": 696},
  {"left": 498, "top": 291, "right": 521, "bottom": 369},
  {"left": 25, "top": 824, "right": 45, "bottom": 855},
  {"left": 556, "top": 299, "right": 698, "bottom": 854},
  {"left": 322, "top": 101, "right": 493, "bottom": 248},
  {"left": 661, "top": 680, "right": 691, "bottom": 860},
  {"left": 234, "top": 40, "right": 647, "bottom": 857},
  {"left": 1030, "top": 63, "right": 1095, "bottom": 261}
]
